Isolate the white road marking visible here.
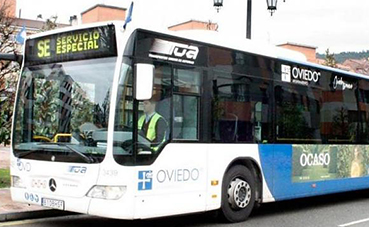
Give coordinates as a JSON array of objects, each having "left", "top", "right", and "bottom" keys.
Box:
[{"left": 338, "top": 218, "right": 369, "bottom": 227}]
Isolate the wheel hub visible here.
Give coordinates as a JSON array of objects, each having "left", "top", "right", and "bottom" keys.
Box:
[{"left": 227, "top": 178, "right": 251, "bottom": 209}]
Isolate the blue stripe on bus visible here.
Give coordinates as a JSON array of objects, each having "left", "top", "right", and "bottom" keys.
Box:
[{"left": 258, "top": 144, "right": 369, "bottom": 201}]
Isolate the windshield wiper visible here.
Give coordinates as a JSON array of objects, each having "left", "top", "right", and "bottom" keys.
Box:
[
  {"left": 65, "top": 145, "right": 95, "bottom": 163},
  {"left": 15, "top": 143, "right": 96, "bottom": 163},
  {"left": 16, "top": 149, "right": 44, "bottom": 158}
]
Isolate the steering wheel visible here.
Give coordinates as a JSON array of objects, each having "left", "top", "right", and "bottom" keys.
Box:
[{"left": 121, "top": 139, "right": 152, "bottom": 154}]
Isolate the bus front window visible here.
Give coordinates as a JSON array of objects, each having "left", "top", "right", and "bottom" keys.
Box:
[{"left": 13, "top": 57, "right": 116, "bottom": 163}]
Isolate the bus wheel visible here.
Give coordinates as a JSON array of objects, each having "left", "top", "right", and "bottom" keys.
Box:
[{"left": 220, "top": 165, "right": 255, "bottom": 223}]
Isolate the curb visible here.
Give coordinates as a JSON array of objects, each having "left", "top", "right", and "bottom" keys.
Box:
[{"left": 0, "top": 209, "right": 75, "bottom": 222}]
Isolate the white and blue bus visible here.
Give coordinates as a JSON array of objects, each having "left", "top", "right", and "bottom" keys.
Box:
[{"left": 9, "top": 21, "right": 369, "bottom": 222}]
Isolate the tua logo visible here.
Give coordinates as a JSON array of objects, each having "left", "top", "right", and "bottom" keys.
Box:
[
  {"left": 170, "top": 43, "right": 199, "bottom": 60},
  {"left": 138, "top": 171, "right": 153, "bottom": 191},
  {"left": 68, "top": 166, "right": 87, "bottom": 174},
  {"left": 150, "top": 39, "right": 199, "bottom": 61}
]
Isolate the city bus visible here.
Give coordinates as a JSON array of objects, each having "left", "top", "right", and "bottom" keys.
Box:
[{"left": 9, "top": 20, "right": 369, "bottom": 223}]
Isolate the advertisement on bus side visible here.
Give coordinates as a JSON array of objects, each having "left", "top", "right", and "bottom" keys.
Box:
[{"left": 292, "top": 145, "right": 369, "bottom": 182}]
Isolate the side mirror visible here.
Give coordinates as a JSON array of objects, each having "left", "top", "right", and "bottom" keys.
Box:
[{"left": 135, "top": 63, "right": 154, "bottom": 100}]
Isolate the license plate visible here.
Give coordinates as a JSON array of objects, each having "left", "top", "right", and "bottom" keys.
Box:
[{"left": 41, "top": 198, "right": 65, "bottom": 210}]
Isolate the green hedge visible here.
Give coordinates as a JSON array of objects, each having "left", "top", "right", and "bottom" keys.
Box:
[{"left": 0, "top": 168, "right": 10, "bottom": 188}]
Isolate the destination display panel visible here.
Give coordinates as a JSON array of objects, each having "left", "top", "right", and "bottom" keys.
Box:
[{"left": 25, "top": 25, "right": 117, "bottom": 66}]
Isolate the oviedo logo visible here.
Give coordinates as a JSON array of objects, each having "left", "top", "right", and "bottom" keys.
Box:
[
  {"left": 149, "top": 39, "right": 199, "bottom": 65},
  {"left": 281, "top": 64, "right": 321, "bottom": 86},
  {"left": 138, "top": 170, "right": 153, "bottom": 191},
  {"left": 17, "top": 159, "right": 31, "bottom": 172},
  {"left": 138, "top": 168, "right": 200, "bottom": 191}
]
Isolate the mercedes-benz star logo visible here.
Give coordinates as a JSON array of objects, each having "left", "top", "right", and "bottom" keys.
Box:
[{"left": 49, "top": 178, "right": 57, "bottom": 192}]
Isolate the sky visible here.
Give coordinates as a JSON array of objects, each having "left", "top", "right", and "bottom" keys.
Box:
[{"left": 16, "top": 0, "right": 369, "bottom": 54}]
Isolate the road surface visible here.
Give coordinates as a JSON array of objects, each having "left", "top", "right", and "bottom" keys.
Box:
[{"left": 2, "top": 189, "right": 369, "bottom": 227}]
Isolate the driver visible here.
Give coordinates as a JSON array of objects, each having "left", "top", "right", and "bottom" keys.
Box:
[{"left": 138, "top": 95, "right": 167, "bottom": 151}]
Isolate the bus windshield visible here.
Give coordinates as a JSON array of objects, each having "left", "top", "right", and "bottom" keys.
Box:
[{"left": 13, "top": 57, "right": 116, "bottom": 163}]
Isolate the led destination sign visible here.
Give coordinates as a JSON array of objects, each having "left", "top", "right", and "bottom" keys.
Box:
[{"left": 25, "top": 25, "right": 117, "bottom": 66}]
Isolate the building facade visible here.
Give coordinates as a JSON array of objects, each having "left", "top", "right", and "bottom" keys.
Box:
[
  {"left": 81, "top": 4, "right": 126, "bottom": 24},
  {"left": 168, "top": 20, "right": 218, "bottom": 31}
]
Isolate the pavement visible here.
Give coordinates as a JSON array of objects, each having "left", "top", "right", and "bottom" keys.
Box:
[{"left": 0, "top": 145, "right": 72, "bottom": 222}]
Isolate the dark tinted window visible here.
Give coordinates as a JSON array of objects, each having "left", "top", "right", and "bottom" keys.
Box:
[
  {"left": 275, "top": 82, "right": 323, "bottom": 144},
  {"left": 212, "top": 72, "right": 272, "bottom": 143},
  {"left": 209, "top": 47, "right": 273, "bottom": 143},
  {"left": 322, "top": 74, "right": 358, "bottom": 144},
  {"left": 358, "top": 79, "right": 369, "bottom": 143}
]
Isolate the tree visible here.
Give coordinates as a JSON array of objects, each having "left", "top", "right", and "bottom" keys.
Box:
[
  {"left": 324, "top": 48, "right": 337, "bottom": 68},
  {"left": 0, "top": 0, "right": 20, "bottom": 145}
]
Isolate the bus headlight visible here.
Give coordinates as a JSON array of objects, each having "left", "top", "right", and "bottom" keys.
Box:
[
  {"left": 87, "top": 185, "right": 127, "bottom": 200},
  {"left": 11, "top": 176, "right": 26, "bottom": 189}
]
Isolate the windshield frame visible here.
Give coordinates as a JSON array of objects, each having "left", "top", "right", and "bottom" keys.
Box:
[{"left": 12, "top": 56, "right": 118, "bottom": 164}]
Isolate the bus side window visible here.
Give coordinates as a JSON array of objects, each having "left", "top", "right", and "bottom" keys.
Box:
[
  {"left": 212, "top": 72, "right": 272, "bottom": 143},
  {"left": 275, "top": 83, "right": 323, "bottom": 144},
  {"left": 173, "top": 95, "right": 199, "bottom": 140},
  {"left": 172, "top": 66, "right": 200, "bottom": 141}
]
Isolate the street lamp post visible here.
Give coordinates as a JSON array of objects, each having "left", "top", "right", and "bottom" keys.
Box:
[
  {"left": 266, "top": 0, "right": 278, "bottom": 16},
  {"left": 246, "top": 0, "right": 251, "bottom": 39},
  {"left": 213, "top": 0, "right": 279, "bottom": 39},
  {"left": 213, "top": 0, "right": 223, "bottom": 13}
]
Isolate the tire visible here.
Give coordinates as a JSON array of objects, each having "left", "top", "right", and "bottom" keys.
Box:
[{"left": 220, "top": 165, "right": 256, "bottom": 223}]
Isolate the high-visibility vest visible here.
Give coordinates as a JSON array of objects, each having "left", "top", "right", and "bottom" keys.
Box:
[
  {"left": 138, "top": 112, "right": 164, "bottom": 144},
  {"left": 138, "top": 113, "right": 166, "bottom": 152}
]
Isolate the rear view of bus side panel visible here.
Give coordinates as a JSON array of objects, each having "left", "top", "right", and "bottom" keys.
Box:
[
  {"left": 259, "top": 144, "right": 369, "bottom": 201},
  {"left": 260, "top": 60, "right": 369, "bottom": 201}
]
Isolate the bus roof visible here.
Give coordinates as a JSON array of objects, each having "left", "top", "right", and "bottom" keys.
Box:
[
  {"left": 169, "top": 29, "right": 308, "bottom": 62},
  {"left": 26, "top": 20, "right": 369, "bottom": 80},
  {"left": 142, "top": 26, "right": 369, "bottom": 80}
]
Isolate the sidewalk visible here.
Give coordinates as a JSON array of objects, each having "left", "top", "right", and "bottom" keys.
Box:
[
  {"left": 0, "top": 145, "right": 71, "bottom": 222},
  {"left": 0, "top": 145, "right": 10, "bottom": 169}
]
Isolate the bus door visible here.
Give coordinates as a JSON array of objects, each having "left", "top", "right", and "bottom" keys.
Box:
[{"left": 130, "top": 62, "right": 207, "bottom": 216}]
